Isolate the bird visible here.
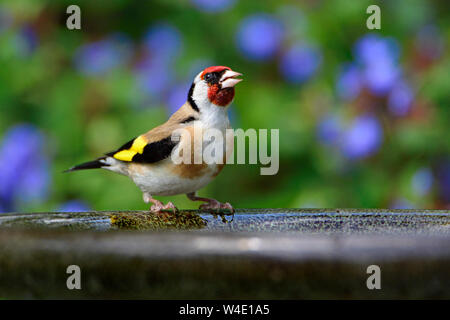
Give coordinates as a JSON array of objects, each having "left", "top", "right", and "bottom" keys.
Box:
[{"left": 66, "top": 66, "right": 242, "bottom": 213}]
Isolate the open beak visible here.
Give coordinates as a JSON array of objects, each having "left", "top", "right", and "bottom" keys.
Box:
[{"left": 220, "top": 70, "right": 243, "bottom": 89}]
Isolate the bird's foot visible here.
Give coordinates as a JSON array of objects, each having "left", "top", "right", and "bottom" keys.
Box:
[
  {"left": 149, "top": 200, "right": 178, "bottom": 214},
  {"left": 199, "top": 199, "right": 235, "bottom": 213}
]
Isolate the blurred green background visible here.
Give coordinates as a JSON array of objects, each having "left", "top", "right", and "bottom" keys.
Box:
[{"left": 0, "top": 0, "right": 449, "bottom": 213}]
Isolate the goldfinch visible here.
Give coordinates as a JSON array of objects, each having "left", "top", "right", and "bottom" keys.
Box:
[{"left": 67, "top": 66, "right": 242, "bottom": 213}]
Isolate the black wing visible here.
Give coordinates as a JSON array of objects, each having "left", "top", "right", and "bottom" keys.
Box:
[{"left": 106, "top": 136, "right": 177, "bottom": 164}]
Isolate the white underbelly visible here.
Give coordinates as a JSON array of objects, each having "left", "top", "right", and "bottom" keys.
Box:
[{"left": 126, "top": 160, "right": 219, "bottom": 196}]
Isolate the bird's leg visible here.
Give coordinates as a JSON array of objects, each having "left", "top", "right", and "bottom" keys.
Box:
[
  {"left": 149, "top": 199, "right": 177, "bottom": 214},
  {"left": 143, "top": 193, "right": 177, "bottom": 214},
  {"left": 186, "top": 192, "right": 234, "bottom": 213}
]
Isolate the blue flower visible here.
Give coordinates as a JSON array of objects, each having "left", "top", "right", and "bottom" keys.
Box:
[
  {"left": 390, "top": 198, "right": 415, "bottom": 209},
  {"left": 135, "top": 56, "right": 175, "bottom": 100},
  {"left": 12, "top": 25, "right": 38, "bottom": 57},
  {"left": 15, "top": 156, "right": 50, "bottom": 203},
  {"left": 317, "top": 115, "right": 342, "bottom": 145},
  {"left": 0, "top": 124, "right": 50, "bottom": 212},
  {"left": 74, "top": 33, "right": 131, "bottom": 76},
  {"left": 59, "top": 200, "right": 91, "bottom": 212},
  {"left": 388, "top": 81, "right": 414, "bottom": 116},
  {"left": 191, "top": 0, "right": 236, "bottom": 12},
  {"left": 135, "top": 24, "right": 183, "bottom": 101},
  {"left": 363, "top": 61, "right": 400, "bottom": 96},
  {"left": 336, "top": 63, "right": 362, "bottom": 101},
  {"left": 166, "top": 82, "right": 191, "bottom": 115},
  {"left": 341, "top": 114, "right": 383, "bottom": 159},
  {"left": 353, "top": 34, "right": 401, "bottom": 96},
  {"left": 279, "top": 43, "right": 322, "bottom": 84},
  {"left": 143, "top": 23, "right": 182, "bottom": 62},
  {"left": 21, "top": 25, "right": 38, "bottom": 54},
  {"left": 354, "top": 33, "right": 400, "bottom": 66},
  {"left": 411, "top": 167, "right": 433, "bottom": 196},
  {"left": 236, "top": 14, "right": 284, "bottom": 61}
]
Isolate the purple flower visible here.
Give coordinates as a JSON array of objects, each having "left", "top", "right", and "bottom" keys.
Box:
[
  {"left": 135, "top": 24, "right": 183, "bottom": 101},
  {"left": 317, "top": 115, "right": 342, "bottom": 145},
  {"left": 354, "top": 34, "right": 401, "bottom": 96},
  {"left": 279, "top": 43, "right": 322, "bottom": 84},
  {"left": 191, "top": 0, "right": 236, "bottom": 12},
  {"left": 354, "top": 33, "right": 400, "bottom": 66},
  {"left": 363, "top": 62, "right": 400, "bottom": 96},
  {"left": 135, "top": 57, "right": 175, "bottom": 100},
  {"left": 12, "top": 25, "right": 38, "bottom": 57},
  {"left": 166, "top": 82, "right": 191, "bottom": 115},
  {"left": 336, "top": 63, "right": 362, "bottom": 100},
  {"left": 59, "top": 200, "right": 91, "bottom": 212},
  {"left": 143, "top": 23, "right": 182, "bottom": 62},
  {"left": 0, "top": 124, "right": 50, "bottom": 212},
  {"left": 15, "top": 157, "right": 50, "bottom": 203},
  {"left": 391, "top": 198, "right": 415, "bottom": 209},
  {"left": 411, "top": 167, "right": 433, "bottom": 196},
  {"left": 20, "top": 25, "right": 38, "bottom": 53},
  {"left": 341, "top": 114, "right": 383, "bottom": 159},
  {"left": 74, "top": 34, "right": 131, "bottom": 76},
  {"left": 388, "top": 81, "right": 414, "bottom": 116},
  {"left": 236, "top": 14, "right": 284, "bottom": 61}
]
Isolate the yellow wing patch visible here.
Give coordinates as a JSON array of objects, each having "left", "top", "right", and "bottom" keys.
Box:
[{"left": 113, "top": 136, "right": 147, "bottom": 161}]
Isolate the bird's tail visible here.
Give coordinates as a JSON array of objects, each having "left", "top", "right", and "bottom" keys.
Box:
[{"left": 64, "top": 157, "right": 109, "bottom": 173}]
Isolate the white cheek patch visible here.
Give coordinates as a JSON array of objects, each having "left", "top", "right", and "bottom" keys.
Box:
[{"left": 192, "top": 80, "right": 210, "bottom": 105}]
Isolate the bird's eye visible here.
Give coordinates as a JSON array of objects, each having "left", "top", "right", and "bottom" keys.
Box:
[{"left": 204, "top": 73, "right": 213, "bottom": 82}]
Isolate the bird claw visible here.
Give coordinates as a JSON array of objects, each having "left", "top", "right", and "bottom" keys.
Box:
[{"left": 150, "top": 201, "right": 178, "bottom": 214}]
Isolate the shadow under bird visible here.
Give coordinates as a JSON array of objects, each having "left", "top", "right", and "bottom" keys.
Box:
[{"left": 66, "top": 66, "right": 243, "bottom": 213}]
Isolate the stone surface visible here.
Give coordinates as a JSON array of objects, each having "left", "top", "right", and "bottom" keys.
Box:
[{"left": 0, "top": 209, "right": 449, "bottom": 299}]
